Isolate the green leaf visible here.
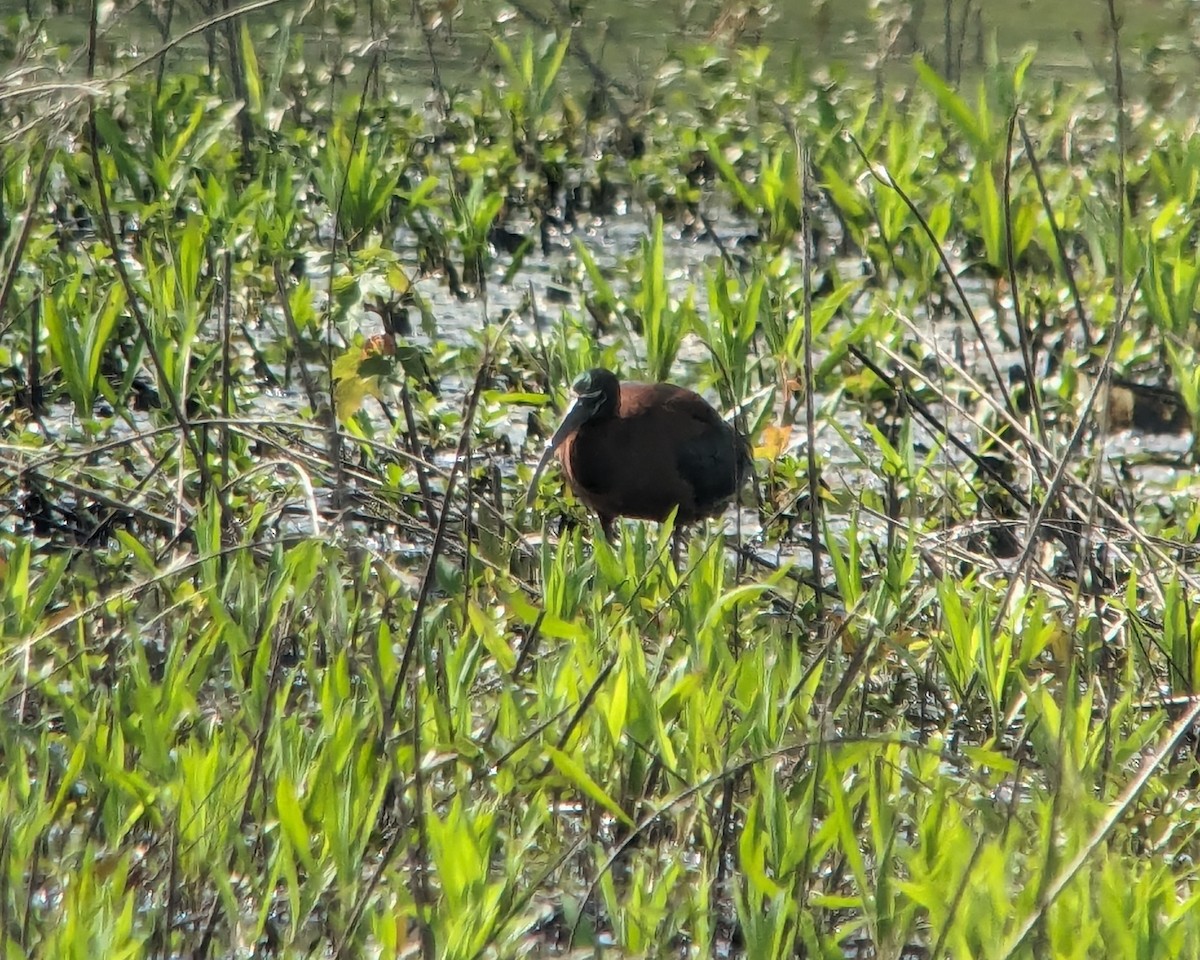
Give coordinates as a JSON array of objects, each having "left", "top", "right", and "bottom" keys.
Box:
[
  {"left": 914, "top": 56, "right": 988, "bottom": 155},
  {"left": 241, "top": 21, "right": 262, "bottom": 117},
  {"left": 275, "top": 774, "right": 317, "bottom": 872},
  {"left": 546, "top": 746, "right": 634, "bottom": 826}
]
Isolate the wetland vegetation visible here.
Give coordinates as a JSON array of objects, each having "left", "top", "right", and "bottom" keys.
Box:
[{"left": 6, "top": 0, "right": 1200, "bottom": 956}]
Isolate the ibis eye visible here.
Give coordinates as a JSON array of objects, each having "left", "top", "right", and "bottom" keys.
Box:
[{"left": 571, "top": 374, "right": 592, "bottom": 394}]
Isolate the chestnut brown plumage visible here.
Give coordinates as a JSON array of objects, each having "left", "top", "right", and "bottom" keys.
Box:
[{"left": 527, "top": 368, "right": 751, "bottom": 539}]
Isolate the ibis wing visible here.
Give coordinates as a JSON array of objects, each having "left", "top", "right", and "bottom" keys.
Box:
[{"left": 672, "top": 408, "right": 747, "bottom": 515}]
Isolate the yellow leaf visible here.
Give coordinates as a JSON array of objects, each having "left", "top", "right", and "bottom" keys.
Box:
[
  {"left": 387, "top": 265, "right": 412, "bottom": 295},
  {"left": 334, "top": 374, "right": 382, "bottom": 420},
  {"left": 754, "top": 423, "right": 792, "bottom": 461},
  {"left": 331, "top": 347, "right": 365, "bottom": 381}
]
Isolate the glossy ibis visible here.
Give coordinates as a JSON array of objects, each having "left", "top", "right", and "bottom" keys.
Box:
[{"left": 526, "top": 368, "right": 751, "bottom": 541}]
